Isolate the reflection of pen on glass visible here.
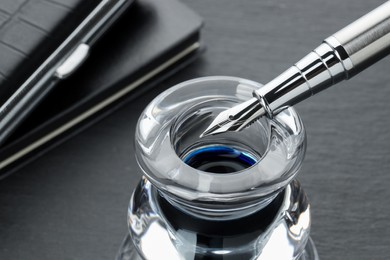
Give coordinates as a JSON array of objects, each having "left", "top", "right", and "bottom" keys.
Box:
[{"left": 202, "top": 1, "right": 390, "bottom": 137}]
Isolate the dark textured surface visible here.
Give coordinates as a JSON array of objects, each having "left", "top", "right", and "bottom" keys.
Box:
[{"left": 1, "top": 0, "right": 390, "bottom": 259}]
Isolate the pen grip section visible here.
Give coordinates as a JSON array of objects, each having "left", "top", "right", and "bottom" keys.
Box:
[{"left": 254, "top": 42, "right": 347, "bottom": 115}]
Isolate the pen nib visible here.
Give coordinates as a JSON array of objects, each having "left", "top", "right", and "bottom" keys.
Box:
[
  {"left": 200, "top": 97, "right": 265, "bottom": 137},
  {"left": 200, "top": 109, "right": 234, "bottom": 138}
]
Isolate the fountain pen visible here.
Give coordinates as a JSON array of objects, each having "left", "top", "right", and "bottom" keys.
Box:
[{"left": 202, "top": 1, "right": 390, "bottom": 137}]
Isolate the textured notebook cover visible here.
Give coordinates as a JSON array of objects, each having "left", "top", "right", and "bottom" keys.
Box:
[
  {"left": 0, "top": 0, "right": 99, "bottom": 104},
  {"left": 0, "top": 0, "right": 203, "bottom": 176}
]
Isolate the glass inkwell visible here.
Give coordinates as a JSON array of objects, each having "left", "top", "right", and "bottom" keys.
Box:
[{"left": 117, "top": 76, "right": 319, "bottom": 260}]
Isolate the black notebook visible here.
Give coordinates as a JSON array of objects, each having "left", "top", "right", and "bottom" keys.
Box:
[{"left": 0, "top": 0, "right": 203, "bottom": 177}]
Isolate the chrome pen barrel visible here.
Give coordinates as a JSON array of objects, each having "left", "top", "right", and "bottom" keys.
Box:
[
  {"left": 201, "top": 2, "right": 390, "bottom": 137},
  {"left": 253, "top": 1, "right": 390, "bottom": 118},
  {"left": 331, "top": 1, "right": 390, "bottom": 77}
]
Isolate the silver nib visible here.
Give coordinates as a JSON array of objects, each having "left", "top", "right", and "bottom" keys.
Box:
[{"left": 200, "top": 97, "right": 266, "bottom": 137}]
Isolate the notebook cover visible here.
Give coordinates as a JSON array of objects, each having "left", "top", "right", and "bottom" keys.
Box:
[
  {"left": 0, "top": 0, "right": 100, "bottom": 104},
  {"left": 0, "top": 0, "right": 203, "bottom": 177}
]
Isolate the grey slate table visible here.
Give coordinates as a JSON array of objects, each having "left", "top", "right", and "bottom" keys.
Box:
[{"left": 1, "top": 0, "right": 390, "bottom": 259}]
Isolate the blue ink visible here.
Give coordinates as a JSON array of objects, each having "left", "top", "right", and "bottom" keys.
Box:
[{"left": 183, "top": 146, "right": 257, "bottom": 173}]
